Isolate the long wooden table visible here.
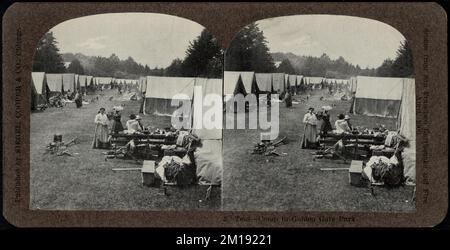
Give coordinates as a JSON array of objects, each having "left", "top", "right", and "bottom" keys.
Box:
[
  {"left": 317, "top": 132, "right": 387, "bottom": 161},
  {"left": 109, "top": 132, "right": 178, "bottom": 145}
]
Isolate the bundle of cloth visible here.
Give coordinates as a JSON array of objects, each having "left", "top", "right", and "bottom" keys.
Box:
[
  {"left": 362, "top": 154, "right": 403, "bottom": 187},
  {"left": 155, "top": 155, "right": 196, "bottom": 186}
]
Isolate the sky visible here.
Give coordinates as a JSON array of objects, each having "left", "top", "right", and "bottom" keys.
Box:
[
  {"left": 49, "top": 13, "right": 204, "bottom": 68},
  {"left": 257, "top": 15, "right": 406, "bottom": 68}
]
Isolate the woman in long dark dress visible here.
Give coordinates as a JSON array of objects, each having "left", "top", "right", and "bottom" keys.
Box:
[
  {"left": 111, "top": 110, "right": 124, "bottom": 134},
  {"left": 320, "top": 109, "right": 333, "bottom": 135},
  {"left": 74, "top": 91, "right": 82, "bottom": 108}
]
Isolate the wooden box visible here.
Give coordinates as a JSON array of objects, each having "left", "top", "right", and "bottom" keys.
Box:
[
  {"left": 349, "top": 160, "right": 364, "bottom": 187},
  {"left": 141, "top": 160, "right": 156, "bottom": 186}
]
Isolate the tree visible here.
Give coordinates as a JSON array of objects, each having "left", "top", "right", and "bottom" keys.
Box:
[
  {"left": 225, "top": 23, "right": 275, "bottom": 72},
  {"left": 376, "top": 59, "right": 394, "bottom": 77},
  {"left": 181, "top": 29, "right": 223, "bottom": 78},
  {"left": 390, "top": 40, "right": 414, "bottom": 77},
  {"left": 33, "top": 32, "right": 66, "bottom": 73},
  {"left": 165, "top": 58, "right": 183, "bottom": 77},
  {"left": 67, "top": 59, "right": 84, "bottom": 74},
  {"left": 277, "top": 59, "right": 296, "bottom": 74}
]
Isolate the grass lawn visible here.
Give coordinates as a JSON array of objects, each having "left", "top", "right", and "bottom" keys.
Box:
[
  {"left": 30, "top": 89, "right": 220, "bottom": 211},
  {"left": 222, "top": 89, "right": 415, "bottom": 212}
]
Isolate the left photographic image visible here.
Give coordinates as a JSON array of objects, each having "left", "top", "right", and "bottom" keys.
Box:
[{"left": 30, "top": 13, "right": 223, "bottom": 211}]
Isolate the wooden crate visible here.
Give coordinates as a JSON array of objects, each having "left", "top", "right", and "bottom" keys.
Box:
[
  {"left": 141, "top": 160, "right": 157, "bottom": 186},
  {"left": 349, "top": 160, "right": 364, "bottom": 187}
]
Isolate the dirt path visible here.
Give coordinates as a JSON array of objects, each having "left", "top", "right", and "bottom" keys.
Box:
[
  {"left": 30, "top": 90, "right": 220, "bottom": 211},
  {"left": 222, "top": 90, "right": 415, "bottom": 212}
]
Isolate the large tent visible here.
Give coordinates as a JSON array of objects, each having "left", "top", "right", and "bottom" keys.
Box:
[
  {"left": 31, "top": 72, "right": 48, "bottom": 110},
  {"left": 239, "top": 71, "right": 259, "bottom": 94},
  {"left": 224, "top": 71, "right": 258, "bottom": 96},
  {"left": 139, "top": 76, "right": 147, "bottom": 93},
  {"left": 86, "top": 76, "right": 93, "bottom": 89},
  {"left": 78, "top": 75, "right": 87, "bottom": 93},
  {"left": 192, "top": 78, "right": 223, "bottom": 140},
  {"left": 189, "top": 77, "right": 225, "bottom": 185},
  {"left": 62, "top": 73, "right": 76, "bottom": 93},
  {"left": 46, "top": 74, "right": 63, "bottom": 94},
  {"left": 349, "top": 76, "right": 357, "bottom": 93},
  {"left": 272, "top": 73, "right": 285, "bottom": 93},
  {"left": 305, "top": 77, "right": 324, "bottom": 89},
  {"left": 288, "top": 74, "right": 297, "bottom": 90},
  {"left": 96, "top": 77, "right": 113, "bottom": 86},
  {"left": 255, "top": 73, "right": 273, "bottom": 93},
  {"left": 223, "top": 71, "right": 247, "bottom": 97},
  {"left": 142, "top": 76, "right": 195, "bottom": 116},
  {"left": 74, "top": 74, "right": 80, "bottom": 91},
  {"left": 397, "top": 78, "right": 416, "bottom": 183},
  {"left": 351, "top": 76, "right": 404, "bottom": 118},
  {"left": 284, "top": 74, "right": 289, "bottom": 89},
  {"left": 296, "top": 75, "right": 304, "bottom": 89}
]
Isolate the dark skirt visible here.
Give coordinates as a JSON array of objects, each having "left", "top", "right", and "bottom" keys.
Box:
[{"left": 111, "top": 120, "right": 124, "bottom": 133}]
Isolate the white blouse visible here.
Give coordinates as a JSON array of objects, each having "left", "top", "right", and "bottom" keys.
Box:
[
  {"left": 303, "top": 113, "right": 318, "bottom": 126},
  {"left": 94, "top": 113, "right": 109, "bottom": 126}
]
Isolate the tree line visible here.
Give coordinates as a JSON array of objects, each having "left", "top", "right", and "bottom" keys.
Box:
[
  {"left": 33, "top": 29, "right": 223, "bottom": 79},
  {"left": 225, "top": 23, "right": 414, "bottom": 78},
  {"left": 33, "top": 24, "right": 413, "bottom": 80}
]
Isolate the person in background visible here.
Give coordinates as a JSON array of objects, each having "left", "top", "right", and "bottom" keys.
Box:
[
  {"left": 302, "top": 107, "right": 319, "bottom": 149},
  {"left": 335, "top": 114, "right": 352, "bottom": 134},
  {"left": 126, "top": 114, "right": 142, "bottom": 133},
  {"left": 74, "top": 91, "right": 82, "bottom": 108},
  {"left": 135, "top": 115, "right": 144, "bottom": 131},
  {"left": 93, "top": 107, "right": 109, "bottom": 149},
  {"left": 320, "top": 109, "right": 333, "bottom": 135},
  {"left": 284, "top": 91, "right": 292, "bottom": 108},
  {"left": 111, "top": 109, "right": 124, "bottom": 134},
  {"left": 344, "top": 115, "right": 353, "bottom": 131}
]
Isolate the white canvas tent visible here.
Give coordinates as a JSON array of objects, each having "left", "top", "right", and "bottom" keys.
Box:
[
  {"left": 351, "top": 76, "right": 404, "bottom": 118},
  {"left": 86, "top": 76, "right": 93, "bottom": 88},
  {"left": 223, "top": 71, "right": 247, "bottom": 97},
  {"left": 255, "top": 73, "right": 273, "bottom": 92},
  {"left": 296, "top": 75, "right": 304, "bottom": 88},
  {"left": 142, "top": 76, "right": 195, "bottom": 116},
  {"left": 192, "top": 78, "right": 223, "bottom": 185},
  {"left": 139, "top": 76, "right": 147, "bottom": 93},
  {"left": 224, "top": 71, "right": 258, "bottom": 96},
  {"left": 288, "top": 74, "right": 297, "bottom": 89},
  {"left": 397, "top": 78, "right": 416, "bottom": 183},
  {"left": 192, "top": 78, "right": 223, "bottom": 140},
  {"left": 194, "top": 140, "right": 222, "bottom": 185},
  {"left": 96, "top": 77, "right": 113, "bottom": 86},
  {"left": 239, "top": 71, "right": 258, "bottom": 94},
  {"left": 46, "top": 74, "right": 63, "bottom": 94},
  {"left": 349, "top": 76, "right": 357, "bottom": 93},
  {"left": 305, "top": 77, "right": 323, "bottom": 89},
  {"left": 272, "top": 73, "right": 285, "bottom": 93},
  {"left": 31, "top": 72, "right": 48, "bottom": 110},
  {"left": 78, "top": 75, "right": 87, "bottom": 93},
  {"left": 62, "top": 73, "right": 76, "bottom": 93},
  {"left": 284, "top": 74, "right": 289, "bottom": 89},
  {"left": 74, "top": 74, "right": 80, "bottom": 91}
]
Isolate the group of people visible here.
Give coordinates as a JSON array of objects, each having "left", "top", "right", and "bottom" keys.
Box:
[
  {"left": 301, "top": 107, "right": 353, "bottom": 149},
  {"left": 92, "top": 107, "right": 145, "bottom": 149}
]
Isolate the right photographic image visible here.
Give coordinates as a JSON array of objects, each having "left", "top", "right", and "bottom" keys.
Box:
[{"left": 222, "top": 15, "right": 416, "bottom": 212}]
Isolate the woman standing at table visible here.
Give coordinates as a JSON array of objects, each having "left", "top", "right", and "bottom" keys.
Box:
[
  {"left": 92, "top": 107, "right": 110, "bottom": 149},
  {"left": 302, "top": 107, "right": 319, "bottom": 149},
  {"left": 111, "top": 109, "right": 124, "bottom": 134}
]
